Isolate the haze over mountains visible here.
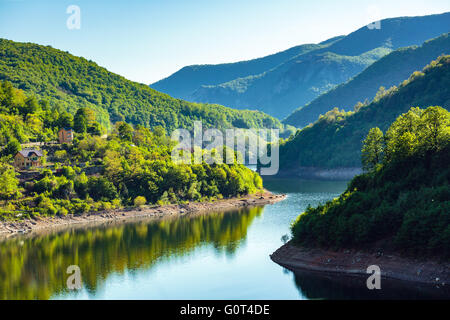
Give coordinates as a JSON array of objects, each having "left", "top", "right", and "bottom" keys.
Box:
[{"left": 151, "top": 12, "right": 450, "bottom": 121}]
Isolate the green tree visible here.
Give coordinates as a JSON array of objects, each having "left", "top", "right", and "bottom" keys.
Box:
[
  {"left": 0, "top": 163, "right": 21, "bottom": 199},
  {"left": 116, "top": 122, "right": 133, "bottom": 141},
  {"left": 74, "top": 110, "right": 87, "bottom": 133},
  {"left": 87, "top": 176, "right": 118, "bottom": 201},
  {"left": 361, "top": 127, "right": 384, "bottom": 171},
  {"left": 418, "top": 106, "right": 450, "bottom": 152},
  {"left": 3, "top": 139, "right": 21, "bottom": 158},
  {"left": 134, "top": 196, "right": 147, "bottom": 207},
  {"left": 57, "top": 111, "right": 74, "bottom": 129}
]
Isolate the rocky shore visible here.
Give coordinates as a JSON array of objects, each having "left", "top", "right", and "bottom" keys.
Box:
[
  {"left": 271, "top": 242, "right": 450, "bottom": 286},
  {"left": 0, "top": 192, "right": 286, "bottom": 238}
]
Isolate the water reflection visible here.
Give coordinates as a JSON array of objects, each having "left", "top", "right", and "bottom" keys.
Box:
[
  {"left": 0, "top": 207, "right": 263, "bottom": 300},
  {"left": 292, "top": 269, "right": 450, "bottom": 300}
]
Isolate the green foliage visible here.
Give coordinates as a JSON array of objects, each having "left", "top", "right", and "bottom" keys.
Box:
[
  {"left": 87, "top": 176, "right": 118, "bottom": 202},
  {"left": 0, "top": 163, "right": 21, "bottom": 200},
  {"left": 134, "top": 196, "right": 147, "bottom": 207},
  {"left": 291, "top": 106, "right": 450, "bottom": 258},
  {"left": 285, "top": 33, "right": 450, "bottom": 128},
  {"left": 2, "top": 139, "right": 21, "bottom": 158},
  {"left": 0, "top": 39, "right": 282, "bottom": 133},
  {"left": 191, "top": 48, "right": 390, "bottom": 119},
  {"left": 279, "top": 55, "right": 450, "bottom": 170},
  {"left": 361, "top": 127, "right": 384, "bottom": 171},
  {"left": 0, "top": 82, "right": 264, "bottom": 217}
]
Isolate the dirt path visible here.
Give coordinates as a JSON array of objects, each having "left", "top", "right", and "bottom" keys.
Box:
[{"left": 0, "top": 192, "right": 286, "bottom": 239}]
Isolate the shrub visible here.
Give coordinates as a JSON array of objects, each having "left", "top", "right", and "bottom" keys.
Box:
[{"left": 134, "top": 196, "right": 147, "bottom": 207}]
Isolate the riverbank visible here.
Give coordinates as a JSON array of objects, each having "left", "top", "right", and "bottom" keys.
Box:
[
  {"left": 0, "top": 191, "right": 286, "bottom": 238},
  {"left": 271, "top": 242, "right": 449, "bottom": 286}
]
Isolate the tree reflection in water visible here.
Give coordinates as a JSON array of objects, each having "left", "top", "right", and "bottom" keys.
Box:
[
  {"left": 0, "top": 207, "right": 263, "bottom": 300},
  {"left": 291, "top": 268, "right": 450, "bottom": 300}
]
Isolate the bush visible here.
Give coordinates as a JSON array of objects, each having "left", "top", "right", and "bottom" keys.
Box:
[{"left": 134, "top": 196, "right": 147, "bottom": 207}]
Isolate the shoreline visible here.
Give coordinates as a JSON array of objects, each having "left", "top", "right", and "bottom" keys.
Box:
[
  {"left": 271, "top": 242, "right": 450, "bottom": 286},
  {"left": 0, "top": 191, "right": 286, "bottom": 239}
]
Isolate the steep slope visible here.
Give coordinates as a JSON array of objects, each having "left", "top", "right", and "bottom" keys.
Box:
[
  {"left": 278, "top": 55, "right": 450, "bottom": 171},
  {"left": 285, "top": 33, "right": 450, "bottom": 127},
  {"left": 153, "top": 12, "right": 450, "bottom": 119},
  {"left": 0, "top": 39, "right": 282, "bottom": 133},
  {"left": 290, "top": 106, "right": 450, "bottom": 258},
  {"left": 192, "top": 48, "right": 390, "bottom": 119},
  {"left": 151, "top": 42, "right": 332, "bottom": 100}
]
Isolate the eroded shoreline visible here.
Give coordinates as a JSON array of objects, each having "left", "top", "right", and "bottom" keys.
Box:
[
  {"left": 271, "top": 241, "right": 450, "bottom": 287},
  {"left": 0, "top": 192, "right": 286, "bottom": 239}
]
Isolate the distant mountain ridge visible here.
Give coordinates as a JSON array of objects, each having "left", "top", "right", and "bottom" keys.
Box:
[
  {"left": 151, "top": 42, "right": 333, "bottom": 100},
  {"left": 151, "top": 12, "right": 450, "bottom": 120},
  {"left": 284, "top": 33, "right": 450, "bottom": 127}
]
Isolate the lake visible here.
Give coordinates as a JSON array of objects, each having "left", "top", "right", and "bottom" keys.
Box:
[{"left": 0, "top": 178, "right": 446, "bottom": 300}]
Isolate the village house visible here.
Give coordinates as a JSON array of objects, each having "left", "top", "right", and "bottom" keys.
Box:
[
  {"left": 58, "top": 127, "right": 74, "bottom": 144},
  {"left": 13, "top": 149, "right": 44, "bottom": 170}
]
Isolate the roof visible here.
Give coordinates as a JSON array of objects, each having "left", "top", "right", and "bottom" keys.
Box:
[
  {"left": 17, "top": 149, "right": 43, "bottom": 158},
  {"left": 60, "top": 127, "right": 73, "bottom": 132}
]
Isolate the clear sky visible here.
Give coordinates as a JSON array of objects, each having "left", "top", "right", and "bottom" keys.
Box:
[{"left": 1, "top": 0, "right": 449, "bottom": 84}]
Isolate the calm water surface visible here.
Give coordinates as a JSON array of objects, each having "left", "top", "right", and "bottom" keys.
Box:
[{"left": 1, "top": 179, "right": 446, "bottom": 300}]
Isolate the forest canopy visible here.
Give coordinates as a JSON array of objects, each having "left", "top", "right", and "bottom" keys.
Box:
[
  {"left": 290, "top": 106, "right": 450, "bottom": 258},
  {"left": 0, "top": 81, "right": 264, "bottom": 220},
  {"left": 278, "top": 55, "right": 450, "bottom": 170},
  {"left": 0, "top": 38, "right": 283, "bottom": 133}
]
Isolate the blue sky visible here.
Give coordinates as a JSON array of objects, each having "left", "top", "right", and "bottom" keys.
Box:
[{"left": 1, "top": 0, "right": 449, "bottom": 84}]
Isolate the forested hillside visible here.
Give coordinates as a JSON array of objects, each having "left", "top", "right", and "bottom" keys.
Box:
[
  {"left": 285, "top": 33, "right": 450, "bottom": 127},
  {"left": 152, "top": 12, "right": 450, "bottom": 119},
  {"left": 191, "top": 48, "right": 390, "bottom": 119},
  {"left": 151, "top": 42, "right": 332, "bottom": 99},
  {"left": 0, "top": 81, "right": 264, "bottom": 219},
  {"left": 278, "top": 55, "right": 450, "bottom": 170},
  {"left": 291, "top": 106, "right": 450, "bottom": 258},
  {"left": 0, "top": 39, "right": 282, "bottom": 133}
]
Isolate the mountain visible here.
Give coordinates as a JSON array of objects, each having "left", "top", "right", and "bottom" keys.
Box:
[
  {"left": 0, "top": 39, "right": 282, "bottom": 133},
  {"left": 192, "top": 47, "right": 391, "bottom": 118},
  {"left": 290, "top": 106, "right": 450, "bottom": 258},
  {"left": 151, "top": 41, "right": 336, "bottom": 100},
  {"left": 277, "top": 55, "right": 450, "bottom": 171},
  {"left": 151, "top": 12, "right": 450, "bottom": 119},
  {"left": 284, "top": 33, "right": 450, "bottom": 127}
]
